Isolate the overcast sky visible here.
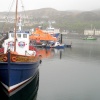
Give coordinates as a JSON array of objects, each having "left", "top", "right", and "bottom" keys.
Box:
[{"left": 0, "top": 0, "right": 100, "bottom": 12}]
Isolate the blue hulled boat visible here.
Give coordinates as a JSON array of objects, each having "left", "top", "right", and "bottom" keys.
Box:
[
  {"left": 45, "top": 41, "right": 65, "bottom": 49},
  {"left": 0, "top": 0, "right": 41, "bottom": 95},
  {"left": 0, "top": 50, "right": 40, "bottom": 93}
]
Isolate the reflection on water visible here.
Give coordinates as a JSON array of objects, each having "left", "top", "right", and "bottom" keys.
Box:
[
  {"left": 0, "top": 70, "right": 39, "bottom": 100},
  {"left": 60, "top": 50, "right": 62, "bottom": 59},
  {"left": 37, "top": 39, "right": 100, "bottom": 100},
  {"left": 31, "top": 38, "right": 100, "bottom": 63},
  {"left": 37, "top": 48, "right": 54, "bottom": 59},
  {"left": 37, "top": 48, "right": 65, "bottom": 59}
]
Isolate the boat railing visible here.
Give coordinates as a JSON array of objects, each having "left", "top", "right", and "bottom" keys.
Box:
[{"left": 9, "top": 31, "right": 29, "bottom": 33}]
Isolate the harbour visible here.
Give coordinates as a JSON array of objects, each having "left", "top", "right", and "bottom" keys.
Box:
[
  {"left": 0, "top": 35, "right": 100, "bottom": 99},
  {"left": 0, "top": 0, "right": 100, "bottom": 99},
  {"left": 37, "top": 38, "right": 100, "bottom": 100}
]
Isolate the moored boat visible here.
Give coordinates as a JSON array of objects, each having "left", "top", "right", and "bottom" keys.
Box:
[
  {"left": 46, "top": 41, "right": 65, "bottom": 49},
  {"left": 83, "top": 35, "right": 97, "bottom": 40},
  {"left": 29, "top": 28, "right": 57, "bottom": 47},
  {"left": 43, "top": 22, "right": 60, "bottom": 38},
  {"left": 0, "top": 69, "right": 39, "bottom": 97},
  {"left": 0, "top": 0, "right": 41, "bottom": 95}
]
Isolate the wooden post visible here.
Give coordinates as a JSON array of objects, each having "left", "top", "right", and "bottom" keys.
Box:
[{"left": 60, "top": 33, "right": 62, "bottom": 44}]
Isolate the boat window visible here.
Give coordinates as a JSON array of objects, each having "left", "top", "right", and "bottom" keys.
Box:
[
  {"left": 23, "top": 34, "right": 27, "bottom": 38},
  {"left": 17, "top": 34, "right": 21, "bottom": 38},
  {"left": 48, "top": 29, "right": 54, "bottom": 31},
  {"left": 34, "top": 34, "right": 39, "bottom": 36},
  {"left": 11, "top": 33, "right": 14, "bottom": 37}
]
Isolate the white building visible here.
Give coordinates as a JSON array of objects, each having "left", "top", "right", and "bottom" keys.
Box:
[{"left": 84, "top": 29, "right": 100, "bottom": 35}]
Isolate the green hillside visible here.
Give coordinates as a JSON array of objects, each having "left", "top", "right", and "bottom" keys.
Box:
[{"left": 0, "top": 8, "right": 100, "bottom": 34}]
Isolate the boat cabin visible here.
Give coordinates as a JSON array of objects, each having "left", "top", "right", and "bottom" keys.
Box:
[{"left": 2, "top": 31, "right": 33, "bottom": 55}]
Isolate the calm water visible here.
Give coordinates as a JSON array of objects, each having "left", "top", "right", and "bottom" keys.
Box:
[
  {"left": 37, "top": 38, "right": 100, "bottom": 100},
  {"left": 1, "top": 38, "right": 100, "bottom": 100}
]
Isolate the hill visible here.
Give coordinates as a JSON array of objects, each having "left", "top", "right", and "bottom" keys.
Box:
[{"left": 0, "top": 8, "right": 100, "bottom": 34}]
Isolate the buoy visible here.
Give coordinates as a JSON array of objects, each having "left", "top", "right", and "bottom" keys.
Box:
[
  {"left": 3, "top": 56, "right": 7, "bottom": 62},
  {"left": 12, "top": 57, "right": 16, "bottom": 62}
]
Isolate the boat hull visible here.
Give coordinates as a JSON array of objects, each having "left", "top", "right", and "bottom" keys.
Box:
[
  {"left": 83, "top": 36, "right": 97, "bottom": 40},
  {"left": 0, "top": 69, "right": 39, "bottom": 97},
  {"left": 0, "top": 61, "right": 39, "bottom": 93},
  {"left": 54, "top": 45, "right": 64, "bottom": 49},
  {"left": 0, "top": 51, "right": 40, "bottom": 93},
  {"left": 46, "top": 45, "right": 65, "bottom": 49},
  {"left": 64, "top": 44, "right": 71, "bottom": 48},
  {"left": 52, "top": 33, "right": 60, "bottom": 38},
  {"left": 83, "top": 38, "right": 97, "bottom": 40}
]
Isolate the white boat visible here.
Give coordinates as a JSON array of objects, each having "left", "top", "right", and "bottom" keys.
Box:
[
  {"left": 44, "top": 22, "right": 60, "bottom": 38},
  {"left": 0, "top": 0, "right": 41, "bottom": 96},
  {"left": 46, "top": 41, "right": 65, "bottom": 49}
]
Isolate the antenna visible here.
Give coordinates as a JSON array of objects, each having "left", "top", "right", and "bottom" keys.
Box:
[
  {"left": 18, "top": 16, "right": 22, "bottom": 31},
  {"left": 14, "top": 0, "right": 18, "bottom": 52}
]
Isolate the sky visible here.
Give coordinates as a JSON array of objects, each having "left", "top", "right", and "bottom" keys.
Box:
[{"left": 0, "top": 0, "right": 100, "bottom": 12}]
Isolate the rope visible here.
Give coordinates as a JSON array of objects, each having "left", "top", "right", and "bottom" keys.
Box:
[
  {"left": 1, "top": 0, "right": 15, "bottom": 33},
  {"left": 1, "top": 0, "right": 28, "bottom": 33},
  {"left": 20, "top": 0, "right": 29, "bottom": 29}
]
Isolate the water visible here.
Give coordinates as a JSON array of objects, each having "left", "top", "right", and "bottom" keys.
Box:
[
  {"left": 1, "top": 38, "right": 100, "bottom": 100},
  {"left": 37, "top": 38, "right": 100, "bottom": 100}
]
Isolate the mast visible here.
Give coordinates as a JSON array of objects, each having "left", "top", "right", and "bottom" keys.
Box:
[
  {"left": 18, "top": 16, "right": 22, "bottom": 31},
  {"left": 14, "top": 0, "right": 18, "bottom": 52}
]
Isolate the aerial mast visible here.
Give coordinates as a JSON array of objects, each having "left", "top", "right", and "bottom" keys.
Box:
[{"left": 14, "top": 0, "right": 18, "bottom": 52}]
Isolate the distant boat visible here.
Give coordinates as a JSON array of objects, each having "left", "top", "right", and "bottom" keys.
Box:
[
  {"left": 30, "top": 28, "right": 57, "bottom": 42},
  {"left": 83, "top": 25, "right": 97, "bottom": 40},
  {"left": 29, "top": 28, "right": 57, "bottom": 48},
  {"left": 44, "top": 22, "right": 60, "bottom": 38},
  {"left": 0, "top": 0, "right": 41, "bottom": 95},
  {"left": 46, "top": 41, "right": 65, "bottom": 49},
  {"left": 83, "top": 35, "right": 97, "bottom": 40}
]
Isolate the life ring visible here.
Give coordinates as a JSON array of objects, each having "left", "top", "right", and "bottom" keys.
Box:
[
  {"left": 12, "top": 57, "right": 16, "bottom": 62},
  {"left": 3, "top": 56, "right": 7, "bottom": 62}
]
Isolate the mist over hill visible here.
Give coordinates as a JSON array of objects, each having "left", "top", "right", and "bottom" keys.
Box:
[{"left": 0, "top": 8, "right": 100, "bottom": 34}]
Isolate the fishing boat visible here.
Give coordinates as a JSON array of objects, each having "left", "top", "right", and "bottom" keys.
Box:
[
  {"left": 83, "top": 35, "right": 97, "bottom": 40},
  {"left": 0, "top": 0, "right": 41, "bottom": 95},
  {"left": 83, "top": 27, "right": 97, "bottom": 40},
  {"left": 44, "top": 22, "right": 60, "bottom": 38}
]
